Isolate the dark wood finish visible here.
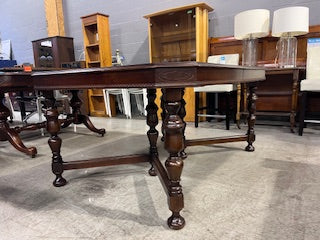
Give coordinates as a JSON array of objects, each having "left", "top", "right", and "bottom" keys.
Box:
[
  {"left": 186, "top": 135, "right": 247, "bottom": 146},
  {"left": 195, "top": 91, "right": 232, "bottom": 130},
  {"left": 63, "top": 154, "right": 149, "bottom": 170},
  {"left": 256, "top": 68, "right": 305, "bottom": 132},
  {"left": 146, "top": 88, "right": 158, "bottom": 176},
  {"left": 31, "top": 62, "right": 265, "bottom": 89},
  {"left": 0, "top": 71, "right": 104, "bottom": 157},
  {"left": 0, "top": 73, "right": 37, "bottom": 157},
  {"left": 299, "top": 91, "right": 307, "bottom": 136},
  {"left": 32, "top": 36, "right": 75, "bottom": 68},
  {"left": 162, "top": 88, "right": 185, "bottom": 230},
  {"left": 0, "top": 92, "right": 37, "bottom": 157},
  {"left": 298, "top": 91, "right": 320, "bottom": 136},
  {"left": 245, "top": 83, "right": 257, "bottom": 152},
  {"left": 178, "top": 89, "right": 187, "bottom": 159},
  {"left": 208, "top": 26, "right": 319, "bottom": 130},
  {"left": 61, "top": 90, "right": 105, "bottom": 135},
  {"left": 0, "top": 62, "right": 265, "bottom": 229}
]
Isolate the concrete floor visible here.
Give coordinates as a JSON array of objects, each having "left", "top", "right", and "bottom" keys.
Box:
[{"left": 0, "top": 115, "right": 320, "bottom": 240}]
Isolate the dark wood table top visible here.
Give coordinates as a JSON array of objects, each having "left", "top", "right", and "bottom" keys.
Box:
[{"left": 0, "top": 62, "right": 265, "bottom": 92}]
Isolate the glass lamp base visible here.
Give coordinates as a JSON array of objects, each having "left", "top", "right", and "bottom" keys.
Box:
[
  {"left": 242, "top": 38, "right": 258, "bottom": 66},
  {"left": 277, "top": 36, "right": 297, "bottom": 68}
]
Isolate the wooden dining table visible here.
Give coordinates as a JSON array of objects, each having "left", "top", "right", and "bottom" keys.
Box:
[{"left": 0, "top": 62, "right": 265, "bottom": 229}]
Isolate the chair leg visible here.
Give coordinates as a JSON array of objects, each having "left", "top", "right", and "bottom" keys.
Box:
[
  {"left": 4, "top": 93, "right": 14, "bottom": 122},
  {"left": 116, "top": 95, "right": 123, "bottom": 114},
  {"left": 298, "top": 91, "right": 307, "bottom": 136},
  {"left": 35, "top": 91, "right": 45, "bottom": 136},
  {"left": 195, "top": 92, "right": 199, "bottom": 128},
  {"left": 122, "top": 89, "right": 131, "bottom": 119},
  {"left": 104, "top": 90, "right": 112, "bottom": 117},
  {"left": 225, "top": 92, "right": 230, "bottom": 130},
  {"left": 18, "top": 91, "right": 27, "bottom": 122},
  {"left": 142, "top": 89, "right": 148, "bottom": 116}
]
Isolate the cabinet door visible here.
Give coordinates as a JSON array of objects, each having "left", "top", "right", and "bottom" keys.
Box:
[{"left": 149, "top": 8, "right": 196, "bottom": 63}]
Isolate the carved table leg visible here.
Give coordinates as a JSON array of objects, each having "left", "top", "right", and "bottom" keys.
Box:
[
  {"left": 162, "top": 88, "right": 186, "bottom": 230},
  {"left": 243, "top": 83, "right": 248, "bottom": 124},
  {"left": 245, "top": 84, "right": 257, "bottom": 152},
  {"left": 160, "top": 89, "right": 166, "bottom": 142},
  {"left": 0, "top": 92, "right": 37, "bottom": 157},
  {"left": 63, "top": 90, "right": 105, "bottom": 136},
  {"left": 290, "top": 71, "right": 299, "bottom": 133},
  {"left": 146, "top": 89, "right": 158, "bottom": 176},
  {"left": 43, "top": 91, "right": 66, "bottom": 187},
  {"left": 178, "top": 90, "right": 187, "bottom": 159}
]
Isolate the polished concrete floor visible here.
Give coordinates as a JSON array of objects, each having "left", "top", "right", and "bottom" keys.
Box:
[{"left": 0, "top": 115, "right": 320, "bottom": 240}]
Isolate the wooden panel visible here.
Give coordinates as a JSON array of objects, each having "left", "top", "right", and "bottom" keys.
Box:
[
  {"left": 256, "top": 96, "right": 292, "bottom": 112},
  {"left": 97, "top": 15, "right": 112, "bottom": 67},
  {"left": 44, "top": 0, "right": 65, "bottom": 36}
]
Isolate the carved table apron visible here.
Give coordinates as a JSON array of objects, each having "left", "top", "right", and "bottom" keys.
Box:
[{"left": 8, "top": 62, "right": 266, "bottom": 229}]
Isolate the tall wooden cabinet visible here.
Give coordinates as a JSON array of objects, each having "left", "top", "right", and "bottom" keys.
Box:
[
  {"left": 144, "top": 3, "right": 213, "bottom": 121},
  {"left": 81, "top": 13, "right": 112, "bottom": 117},
  {"left": 32, "top": 36, "right": 75, "bottom": 68}
]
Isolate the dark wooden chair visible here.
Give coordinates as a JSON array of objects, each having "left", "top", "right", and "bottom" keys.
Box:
[{"left": 194, "top": 54, "right": 239, "bottom": 130}]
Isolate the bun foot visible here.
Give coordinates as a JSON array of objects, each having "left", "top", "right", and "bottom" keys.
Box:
[
  {"left": 98, "top": 129, "right": 106, "bottom": 137},
  {"left": 167, "top": 213, "right": 185, "bottom": 230},
  {"left": 28, "top": 147, "right": 37, "bottom": 158},
  {"left": 245, "top": 145, "right": 255, "bottom": 152},
  {"left": 148, "top": 166, "right": 157, "bottom": 176},
  {"left": 53, "top": 176, "right": 67, "bottom": 187}
]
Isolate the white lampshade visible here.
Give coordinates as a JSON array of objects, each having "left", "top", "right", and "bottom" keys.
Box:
[
  {"left": 234, "top": 9, "right": 270, "bottom": 40},
  {"left": 272, "top": 6, "right": 309, "bottom": 37}
]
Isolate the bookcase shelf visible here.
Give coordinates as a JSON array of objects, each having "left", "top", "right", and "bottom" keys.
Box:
[
  {"left": 144, "top": 3, "right": 213, "bottom": 121},
  {"left": 81, "top": 13, "right": 112, "bottom": 117}
]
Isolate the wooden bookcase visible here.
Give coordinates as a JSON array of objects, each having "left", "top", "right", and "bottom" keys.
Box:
[
  {"left": 81, "top": 13, "right": 112, "bottom": 117},
  {"left": 144, "top": 3, "right": 213, "bottom": 121}
]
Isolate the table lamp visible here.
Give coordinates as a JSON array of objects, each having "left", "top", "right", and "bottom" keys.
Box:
[
  {"left": 272, "top": 6, "right": 309, "bottom": 68},
  {"left": 234, "top": 9, "right": 270, "bottom": 66}
]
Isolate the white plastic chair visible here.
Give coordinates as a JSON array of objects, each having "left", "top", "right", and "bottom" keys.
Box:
[
  {"left": 103, "top": 89, "right": 131, "bottom": 118},
  {"left": 299, "top": 38, "right": 320, "bottom": 135},
  {"left": 194, "top": 54, "right": 240, "bottom": 129},
  {"left": 128, "top": 88, "right": 148, "bottom": 116}
]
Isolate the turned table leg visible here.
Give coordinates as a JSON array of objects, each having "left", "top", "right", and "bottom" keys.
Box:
[
  {"left": 0, "top": 92, "right": 37, "bottom": 157},
  {"left": 178, "top": 90, "right": 187, "bottom": 159},
  {"left": 146, "top": 89, "right": 158, "bottom": 176},
  {"left": 46, "top": 107, "right": 66, "bottom": 187},
  {"left": 43, "top": 91, "right": 66, "bottom": 187},
  {"left": 160, "top": 89, "right": 166, "bottom": 142},
  {"left": 63, "top": 90, "right": 105, "bottom": 136},
  {"left": 245, "top": 84, "right": 257, "bottom": 152},
  {"left": 162, "top": 88, "right": 186, "bottom": 230}
]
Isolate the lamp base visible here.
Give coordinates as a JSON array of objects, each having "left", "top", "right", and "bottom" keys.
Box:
[
  {"left": 242, "top": 38, "right": 258, "bottom": 66},
  {"left": 277, "top": 36, "right": 297, "bottom": 68}
]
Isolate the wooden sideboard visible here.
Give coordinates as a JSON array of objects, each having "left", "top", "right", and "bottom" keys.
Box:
[{"left": 209, "top": 25, "right": 320, "bottom": 130}]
